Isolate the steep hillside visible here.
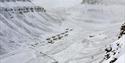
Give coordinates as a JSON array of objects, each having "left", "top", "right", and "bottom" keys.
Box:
[{"left": 0, "top": 0, "right": 63, "bottom": 56}]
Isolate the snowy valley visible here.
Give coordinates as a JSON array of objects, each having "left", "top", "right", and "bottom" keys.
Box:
[{"left": 0, "top": 0, "right": 125, "bottom": 63}]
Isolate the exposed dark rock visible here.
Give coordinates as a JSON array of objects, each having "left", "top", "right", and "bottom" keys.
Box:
[
  {"left": 105, "top": 47, "right": 112, "bottom": 53},
  {"left": 118, "top": 22, "right": 125, "bottom": 38},
  {"left": 109, "top": 58, "right": 117, "bottom": 63},
  {"left": 104, "top": 53, "right": 110, "bottom": 60}
]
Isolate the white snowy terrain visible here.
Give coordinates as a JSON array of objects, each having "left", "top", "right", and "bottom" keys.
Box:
[{"left": 0, "top": 0, "right": 125, "bottom": 63}]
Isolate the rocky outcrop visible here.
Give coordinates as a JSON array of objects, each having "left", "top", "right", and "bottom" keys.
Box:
[
  {"left": 101, "top": 23, "right": 125, "bottom": 63},
  {"left": 118, "top": 22, "right": 125, "bottom": 38}
]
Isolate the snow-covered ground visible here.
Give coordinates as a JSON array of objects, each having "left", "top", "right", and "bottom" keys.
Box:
[{"left": 0, "top": 0, "right": 125, "bottom": 63}]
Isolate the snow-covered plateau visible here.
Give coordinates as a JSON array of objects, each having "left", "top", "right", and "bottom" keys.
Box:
[{"left": 0, "top": 0, "right": 125, "bottom": 63}]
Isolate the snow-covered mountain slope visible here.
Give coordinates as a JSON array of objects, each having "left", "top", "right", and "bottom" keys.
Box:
[
  {"left": 0, "top": 0, "right": 125, "bottom": 63},
  {"left": 0, "top": 0, "right": 63, "bottom": 56}
]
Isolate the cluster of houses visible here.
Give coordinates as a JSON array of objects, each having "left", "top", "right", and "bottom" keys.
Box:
[
  {"left": 46, "top": 28, "right": 73, "bottom": 44},
  {"left": 0, "top": 6, "right": 46, "bottom": 14},
  {"left": 30, "top": 28, "right": 73, "bottom": 48},
  {"left": 0, "top": 0, "right": 31, "bottom": 2}
]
